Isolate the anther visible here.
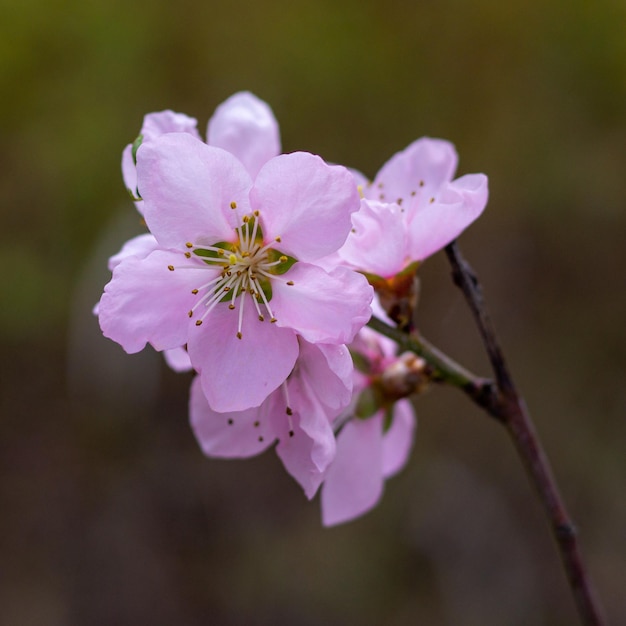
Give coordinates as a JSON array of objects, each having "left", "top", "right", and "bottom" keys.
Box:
[
  {"left": 185, "top": 242, "right": 193, "bottom": 248},
  {"left": 258, "top": 315, "right": 264, "bottom": 321},
  {"left": 429, "top": 197, "right": 435, "bottom": 203},
  {"left": 195, "top": 320, "right": 202, "bottom": 326},
  {"left": 258, "top": 436, "right": 264, "bottom": 442},
  {"left": 411, "top": 190, "right": 417, "bottom": 196},
  {"left": 279, "top": 255, "right": 288, "bottom": 263},
  {"left": 227, "top": 418, "right": 234, "bottom": 425},
  {"left": 191, "top": 289, "right": 198, "bottom": 294},
  {"left": 286, "top": 281, "right": 294, "bottom": 286},
  {"left": 270, "top": 317, "right": 277, "bottom": 323},
  {"left": 188, "top": 311, "right": 193, "bottom": 318},
  {"left": 419, "top": 180, "right": 425, "bottom": 187},
  {"left": 286, "top": 407, "right": 293, "bottom": 416},
  {"left": 289, "top": 430, "right": 294, "bottom": 437},
  {"left": 168, "top": 265, "right": 175, "bottom": 271},
  {"left": 230, "top": 201, "right": 237, "bottom": 209},
  {"left": 254, "top": 421, "right": 260, "bottom": 427},
  {"left": 236, "top": 331, "right": 242, "bottom": 339},
  {"left": 185, "top": 252, "right": 191, "bottom": 258},
  {"left": 275, "top": 236, "right": 281, "bottom": 242},
  {"left": 229, "top": 304, "right": 235, "bottom": 310}
]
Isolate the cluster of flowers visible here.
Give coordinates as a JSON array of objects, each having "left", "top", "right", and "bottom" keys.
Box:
[{"left": 98, "top": 92, "right": 488, "bottom": 525}]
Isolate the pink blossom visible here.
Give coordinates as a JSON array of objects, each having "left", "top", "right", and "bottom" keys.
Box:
[
  {"left": 98, "top": 133, "right": 372, "bottom": 413},
  {"left": 321, "top": 326, "right": 417, "bottom": 526},
  {"left": 339, "top": 137, "right": 488, "bottom": 278},
  {"left": 190, "top": 340, "right": 353, "bottom": 498}
]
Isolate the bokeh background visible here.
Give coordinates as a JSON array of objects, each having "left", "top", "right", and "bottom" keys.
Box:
[{"left": 1, "top": 0, "right": 625, "bottom": 624}]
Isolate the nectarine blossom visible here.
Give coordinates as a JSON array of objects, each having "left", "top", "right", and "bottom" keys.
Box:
[{"left": 98, "top": 133, "right": 372, "bottom": 413}]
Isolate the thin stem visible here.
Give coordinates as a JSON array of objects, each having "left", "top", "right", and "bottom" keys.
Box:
[
  {"left": 366, "top": 316, "right": 498, "bottom": 413},
  {"left": 443, "top": 241, "right": 606, "bottom": 626}
]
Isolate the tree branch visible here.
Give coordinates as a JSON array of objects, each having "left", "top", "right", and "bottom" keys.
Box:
[{"left": 444, "top": 240, "right": 606, "bottom": 626}]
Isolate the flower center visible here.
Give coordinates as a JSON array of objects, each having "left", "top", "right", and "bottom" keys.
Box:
[{"left": 182, "top": 208, "right": 296, "bottom": 339}]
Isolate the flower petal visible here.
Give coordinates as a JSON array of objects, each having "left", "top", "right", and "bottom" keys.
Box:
[
  {"left": 163, "top": 346, "right": 193, "bottom": 373},
  {"left": 98, "top": 249, "right": 210, "bottom": 353},
  {"left": 382, "top": 399, "right": 417, "bottom": 478},
  {"left": 107, "top": 233, "right": 159, "bottom": 271},
  {"left": 272, "top": 378, "right": 337, "bottom": 499},
  {"left": 296, "top": 341, "right": 353, "bottom": 411},
  {"left": 321, "top": 415, "right": 384, "bottom": 526},
  {"left": 122, "top": 110, "right": 200, "bottom": 213},
  {"left": 407, "top": 173, "right": 488, "bottom": 260},
  {"left": 371, "top": 137, "right": 458, "bottom": 205},
  {"left": 189, "top": 376, "right": 275, "bottom": 458},
  {"left": 207, "top": 91, "right": 280, "bottom": 179},
  {"left": 271, "top": 263, "right": 373, "bottom": 345},
  {"left": 121, "top": 144, "right": 140, "bottom": 208},
  {"left": 339, "top": 199, "right": 410, "bottom": 278},
  {"left": 141, "top": 110, "right": 200, "bottom": 141},
  {"left": 187, "top": 303, "right": 299, "bottom": 412},
  {"left": 251, "top": 153, "right": 360, "bottom": 262},
  {"left": 137, "top": 134, "right": 253, "bottom": 249}
]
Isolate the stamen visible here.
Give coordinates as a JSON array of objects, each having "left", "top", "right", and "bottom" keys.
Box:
[
  {"left": 281, "top": 382, "right": 295, "bottom": 435},
  {"left": 236, "top": 285, "right": 246, "bottom": 338}
]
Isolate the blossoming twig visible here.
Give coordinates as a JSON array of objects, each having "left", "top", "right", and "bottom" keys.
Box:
[{"left": 444, "top": 240, "right": 606, "bottom": 626}]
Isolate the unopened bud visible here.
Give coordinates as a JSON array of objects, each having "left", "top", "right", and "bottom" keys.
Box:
[{"left": 380, "top": 352, "right": 429, "bottom": 400}]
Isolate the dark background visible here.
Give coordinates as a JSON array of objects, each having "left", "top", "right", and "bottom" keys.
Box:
[{"left": 1, "top": 1, "right": 625, "bottom": 624}]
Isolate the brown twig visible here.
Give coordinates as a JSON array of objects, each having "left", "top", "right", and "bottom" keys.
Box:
[{"left": 444, "top": 240, "right": 606, "bottom": 626}]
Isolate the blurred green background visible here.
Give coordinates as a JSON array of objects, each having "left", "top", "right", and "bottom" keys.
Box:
[{"left": 1, "top": 0, "right": 625, "bottom": 624}]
